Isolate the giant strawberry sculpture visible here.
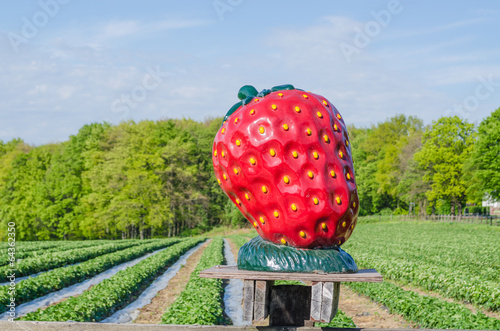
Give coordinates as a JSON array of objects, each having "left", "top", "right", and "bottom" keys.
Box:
[{"left": 213, "top": 84, "right": 358, "bottom": 272}]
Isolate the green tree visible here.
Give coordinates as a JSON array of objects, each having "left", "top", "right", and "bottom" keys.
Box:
[
  {"left": 0, "top": 143, "right": 58, "bottom": 240},
  {"left": 465, "top": 107, "right": 500, "bottom": 202},
  {"left": 350, "top": 115, "right": 424, "bottom": 215},
  {"left": 414, "top": 116, "right": 475, "bottom": 215},
  {"left": 396, "top": 131, "right": 430, "bottom": 215}
]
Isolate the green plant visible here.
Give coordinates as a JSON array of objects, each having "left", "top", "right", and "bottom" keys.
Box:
[
  {"left": 21, "top": 238, "right": 204, "bottom": 322},
  {"left": 0, "top": 239, "right": 180, "bottom": 314},
  {"left": 161, "top": 237, "right": 229, "bottom": 325}
]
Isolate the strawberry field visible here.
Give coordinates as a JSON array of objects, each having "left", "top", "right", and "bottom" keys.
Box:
[{"left": 1, "top": 222, "right": 499, "bottom": 329}]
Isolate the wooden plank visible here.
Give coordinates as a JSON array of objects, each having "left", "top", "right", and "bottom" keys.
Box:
[
  {"left": 253, "top": 280, "right": 273, "bottom": 321},
  {"left": 320, "top": 282, "right": 340, "bottom": 322},
  {"left": 0, "top": 320, "right": 474, "bottom": 330},
  {"left": 310, "top": 281, "right": 323, "bottom": 321},
  {"left": 199, "top": 266, "right": 383, "bottom": 282},
  {"left": 242, "top": 280, "right": 255, "bottom": 322}
]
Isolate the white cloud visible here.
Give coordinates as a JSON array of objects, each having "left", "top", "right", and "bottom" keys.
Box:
[
  {"left": 1, "top": 14, "right": 499, "bottom": 145},
  {"left": 101, "top": 20, "right": 141, "bottom": 39},
  {"left": 85, "top": 18, "right": 210, "bottom": 46}
]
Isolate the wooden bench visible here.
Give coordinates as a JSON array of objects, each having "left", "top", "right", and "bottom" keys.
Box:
[{"left": 200, "top": 266, "right": 382, "bottom": 327}]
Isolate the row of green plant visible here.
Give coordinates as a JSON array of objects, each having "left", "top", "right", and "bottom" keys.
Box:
[
  {"left": 161, "top": 237, "right": 229, "bottom": 325},
  {"left": 0, "top": 239, "right": 99, "bottom": 254},
  {"left": 348, "top": 222, "right": 500, "bottom": 275},
  {"left": 353, "top": 251, "right": 500, "bottom": 311},
  {"left": 0, "top": 239, "right": 180, "bottom": 314},
  {"left": 350, "top": 238, "right": 499, "bottom": 283},
  {"left": 347, "top": 281, "right": 500, "bottom": 330},
  {"left": 0, "top": 239, "right": 148, "bottom": 267},
  {"left": 21, "top": 238, "right": 204, "bottom": 321},
  {"left": 0, "top": 240, "right": 142, "bottom": 281},
  {"left": 344, "top": 222, "right": 500, "bottom": 310},
  {"left": 226, "top": 234, "right": 357, "bottom": 328}
]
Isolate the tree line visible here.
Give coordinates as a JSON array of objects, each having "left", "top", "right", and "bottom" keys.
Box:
[
  {"left": 0, "top": 108, "right": 498, "bottom": 240},
  {"left": 0, "top": 119, "right": 234, "bottom": 240},
  {"left": 349, "top": 108, "right": 499, "bottom": 217}
]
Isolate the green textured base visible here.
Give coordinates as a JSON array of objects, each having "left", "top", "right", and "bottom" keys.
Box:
[{"left": 237, "top": 236, "right": 358, "bottom": 273}]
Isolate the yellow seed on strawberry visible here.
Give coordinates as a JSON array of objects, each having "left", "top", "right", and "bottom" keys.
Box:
[
  {"left": 283, "top": 176, "right": 290, "bottom": 184},
  {"left": 234, "top": 117, "right": 240, "bottom": 124},
  {"left": 291, "top": 204, "right": 297, "bottom": 211},
  {"left": 342, "top": 221, "right": 346, "bottom": 227},
  {"left": 213, "top": 150, "right": 217, "bottom": 157},
  {"left": 313, "top": 197, "right": 319, "bottom": 205},
  {"left": 324, "top": 134, "right": 330, "bottom": 143},
  {"left": 274, "top": 211, "right": 280, "bottom": 218},
  {"left": 299, "top": 231, "right": 306, "bottom": 238},
  {"left": 339, "top": 151, "right": 343, "bottom": 158},
  {"left": 259, "top": 126, "right": 265, "bottom": 134},
  {"left": 306, "top": 128, "right": 312, "bottom": 136},
  {"left": 245, "top": 193, "right": 250, "bottom": 201},
  {"left": 233, "top": 168, "right": 239, "bottom": 175},
  {"left": 281, "top": 238, "right": 287, "bottom": 244},
  {"left": 292, "top": 151, "right": 298, "bottom": 158},
  {"left": 223, "top": 174, "right": 227, "bottom": 180},
  {"left": 236, "top": 198, "right": 241, "bottom": 205},
  {"left": 317, "top": 111, "right": 323, "bottom": 118},
  {"left": 262, "top": 186, "right": 268, "bottom": 194},
  {"left": 270, "top": 149, "right": 276, "bottom": 157},
  {"left": 307, "top": 171, "right": 314, "bottom": 179},
  {"left": 330, "top": 170, "right": 336, "bottom": 178},
  {"left": 283, "top": 124, "right": 289, "bottom": 131},
  {"left": 235, "top": 139, "right": 241, "bottom": 146},
  {"left": 271, "top": 104, "right": 277, "bottom": 110},
  {"left": 259, "top": 216, "right": 265, "bottom": 224},
  {"left": 322, "top": 100, "right": 328, "bottom": 106},
  {"left": 250, "top": 109, "right": 255, "bottom": 115},
  {"left": 221, "top": 128, "right": 225, "bottom": 134},
  {"left": 302, "top": 94, "right": 308, "bottom": 99},
  {"left": 250, "top": 157, "right": 256, "bottom": 165},
  {"left": 295, "top": 106, "right": 301, "bottom": 113},
  {"left": 321, "top": 223, "right": 327, "bottom": 230},
  {"left": 346, "top": 173, "right": 351, "bottom": 180},
  {"left": 333, "top": 124, "right": 338, "bottom": 131},
  {"left": 336, "top": 197, "right": 341, "bottom": 204},
  {"left": 337, "top": 113, "right": 342, "bottom": 120},
  {"left": 313, "top": 151, "right": 319, "bottom": 159}
]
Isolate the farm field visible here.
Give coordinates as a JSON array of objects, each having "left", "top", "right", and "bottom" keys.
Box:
[{"left": 1, "top": 222, "right": 499, "bottom": 329}]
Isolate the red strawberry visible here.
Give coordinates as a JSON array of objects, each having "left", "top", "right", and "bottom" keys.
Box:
[{"left": 213, "top": 85, "right": 358, "bottom": 248}]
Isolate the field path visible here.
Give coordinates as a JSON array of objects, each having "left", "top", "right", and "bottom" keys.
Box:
[{"left": 134, "top": 241, "right": 210, "bottom": 324}]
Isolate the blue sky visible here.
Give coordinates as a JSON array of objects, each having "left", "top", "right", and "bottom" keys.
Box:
[{"left": 1, "top": 0, "right": 499, "bottom": 145}]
